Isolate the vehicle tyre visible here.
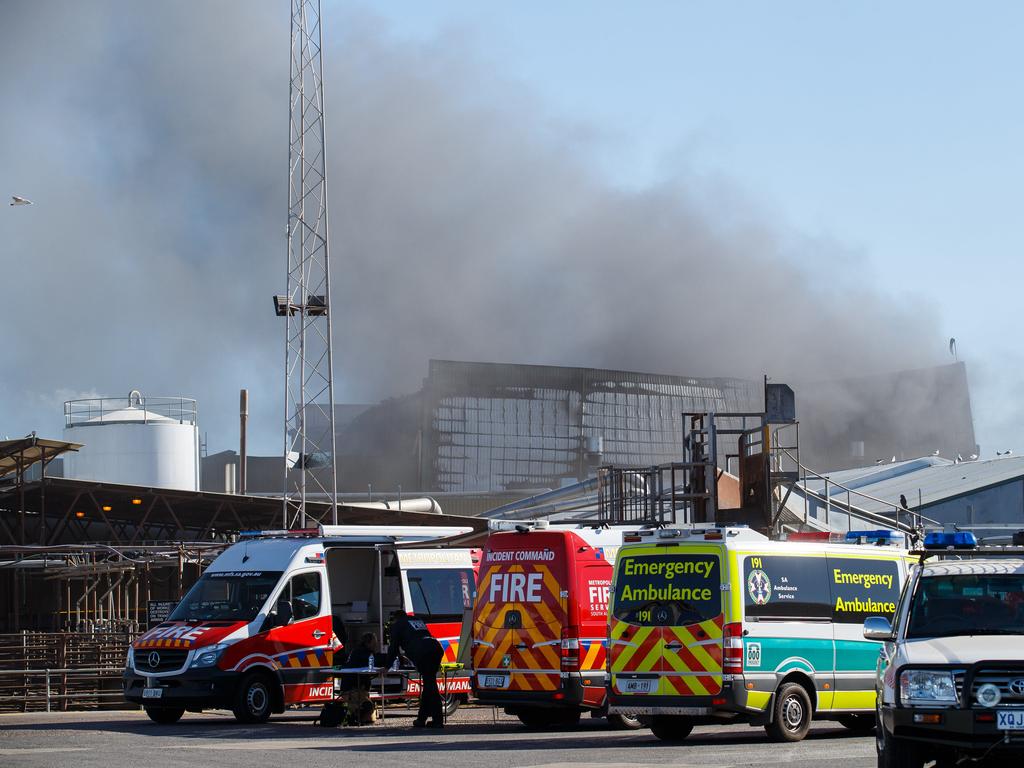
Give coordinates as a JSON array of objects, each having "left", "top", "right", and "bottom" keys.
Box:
[
  {"left": 232, "top": 672, "right": 275, "bottom": 724},
  {"left": 442, "top": 692, "right": 460, "bottom": 717},
  {"left": 765, "top": 683, "right": 813, "bottom": 742},
  {"left": 650, "top": 715, "right": 694, "bottom": 742},
  {"left": 607, "top": 713, "right": 644, "bottom": 730},
  {"left": 144, "top": 706, "right": 184, "bottom": 724},
  {"left": 836, "top": 714, "right": 875, "bottom": 733},
  {"left": 876, "top": 715, "right": 923, "bottom": 768}
]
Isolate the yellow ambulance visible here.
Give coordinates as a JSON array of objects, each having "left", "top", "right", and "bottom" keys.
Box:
[{"left": 607, "top": 526, "right": 909, "bottom": 742}]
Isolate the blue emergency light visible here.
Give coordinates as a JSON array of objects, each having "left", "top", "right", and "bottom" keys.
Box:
[
  {"left": 923, "top": 531, "right": 977, "bottom": 549},
  {"left": 845, "top": 530, "right": 904, "bottom": 545}
]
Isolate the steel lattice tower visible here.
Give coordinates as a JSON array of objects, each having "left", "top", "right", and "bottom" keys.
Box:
[{"left": 275, "top": 0, "right": 337, "bottom": 527}]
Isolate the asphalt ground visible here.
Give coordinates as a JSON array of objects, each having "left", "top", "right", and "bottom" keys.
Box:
[{"left": 0, "top": 705, "right": 876, "bottom": 768}]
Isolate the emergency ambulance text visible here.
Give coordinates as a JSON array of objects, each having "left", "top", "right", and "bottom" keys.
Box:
[
  {"left": 832, "top": 569, "right": 893, "bottom": 590},
  {"left": 622, "top": 558, "right": 714, "bottom": 580}
]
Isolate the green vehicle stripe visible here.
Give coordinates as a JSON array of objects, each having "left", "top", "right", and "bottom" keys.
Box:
[
  {"left": 744, "top": 637, "right": 833, "bottom": 673},
  {"left": 833, "top": 639, "right": 882, "bottom": 672}
]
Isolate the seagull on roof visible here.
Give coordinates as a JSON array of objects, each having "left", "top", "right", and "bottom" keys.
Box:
[
  {"left": 969, "top": 454, "right": 978, "bottom": 460},
  {"left": 10, "top": 195, "right": 32, "bottom": 206},
  {"left": 932, "top": 450, "right": 940, "bottom": 456},
  {"left": 890, "top": 455, "right": 897, "bottom": 463},
  {"left": 875, "top": 458, "right": 885, "bottom": 465}
]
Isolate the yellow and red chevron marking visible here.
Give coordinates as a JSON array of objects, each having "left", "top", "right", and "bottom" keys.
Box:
[
  {"left": 135, "top": 638, "right": 193, "bottom": 649},
  {"left": 609, "top": 619, "right": 663, "bottom": 675},
  {"left": 508, "top": 670, "right": 559, "bottom": 692},
  {"left": 472, "top": 562, "right": 564, "bottom": 691},
  {"left": 579, "top": 638, "right": 607, "bottom": 672},
  {"left": 440, "top": 638, "right": 459, "bottom": 664},
  {"left": 661, "top": 614, "right": 724, "bottom": 695},
  {"left": 278, "top": 646, "right": 333, "bottom": 669}
]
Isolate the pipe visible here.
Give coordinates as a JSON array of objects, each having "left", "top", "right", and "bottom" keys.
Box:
[
  {"left": 239, "top": 389, "right": 248, "bottom": 495},
  {"left": 341, "top": 497, "right": 443, "bottom": 515},
  {"left": 482, "top": 477, "right": 600, "bottom": 519}
]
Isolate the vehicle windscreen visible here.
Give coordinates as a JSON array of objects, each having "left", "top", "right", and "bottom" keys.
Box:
[
  {"left": 613, "top": 553, "right": 721, "bottom": 626},
  {"left": 907, "top": 572, "right": 1024, "bottom": 638},
  {"left": 169, "top": 571, "right": 283, "bottom": 622},
  {"left": 407, "top": 568, "right": 475, "bottom": 620}
]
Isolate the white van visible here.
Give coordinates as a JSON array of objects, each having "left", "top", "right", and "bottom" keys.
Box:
[{"left": 122, "top": 525, "right": 476, "bottom": 724}]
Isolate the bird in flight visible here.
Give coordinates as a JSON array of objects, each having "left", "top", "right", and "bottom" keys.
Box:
[{"left": 10, "top": 196, "right": 32, "bottom": 206}]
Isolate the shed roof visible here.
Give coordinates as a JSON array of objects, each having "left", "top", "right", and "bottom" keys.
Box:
[{"left": 805, "top": 455, "right": 1024, "bottom": 516}]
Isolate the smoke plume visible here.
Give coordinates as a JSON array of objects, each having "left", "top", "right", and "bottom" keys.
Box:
[{"left": 0, "top": 2, "right": 943, "bottom": 455}]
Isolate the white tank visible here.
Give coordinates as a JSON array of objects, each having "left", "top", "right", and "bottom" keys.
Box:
[{"left": 62, "top": 391, "right": 199, "bottom": 490}]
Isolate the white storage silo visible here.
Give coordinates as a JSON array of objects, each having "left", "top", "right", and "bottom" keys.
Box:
[{"left": 62, "top": 391, "right": 199, "bottom": 490}]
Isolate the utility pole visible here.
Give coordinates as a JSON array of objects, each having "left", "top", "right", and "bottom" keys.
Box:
[{"left": 275, "top": 0, "right": 338, "bottom": 527}]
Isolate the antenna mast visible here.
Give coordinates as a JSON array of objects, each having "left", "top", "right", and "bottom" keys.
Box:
[{"left": 275, "top": 0, "right": 337, "bottom": 527}]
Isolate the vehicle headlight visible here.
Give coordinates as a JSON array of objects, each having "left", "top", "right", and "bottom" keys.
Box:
[
  {"left": 190, "top": 643, "right": 229, "bottom": 669},
  {"left": 125, "top": 647, "right": 135, "bottom": 671},
  {"left": 900, "top": 670, "right": 958, "bottom": 705}
]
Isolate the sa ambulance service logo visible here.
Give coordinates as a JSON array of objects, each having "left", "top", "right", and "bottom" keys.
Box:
[{"left": 747, "top": 569, "right": 772, "bottom": 605}]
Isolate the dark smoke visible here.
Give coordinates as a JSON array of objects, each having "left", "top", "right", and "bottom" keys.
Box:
[{"left": 0, "top": 3, "right": 943, "bottom": 455}]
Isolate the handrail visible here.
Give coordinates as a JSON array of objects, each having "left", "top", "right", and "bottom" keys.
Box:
[
  {"left": 64, "top": 394, "right": 198, "bottom": 427},
  {"left": 777, "top": 447, "right": 942, "bottom": 533}
]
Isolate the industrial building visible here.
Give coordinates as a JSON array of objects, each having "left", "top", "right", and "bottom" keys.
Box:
[{"left": 201, "top": 358, "right": 979, "bottom": 503}]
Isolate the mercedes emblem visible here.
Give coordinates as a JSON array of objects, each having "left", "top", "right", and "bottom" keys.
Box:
[{"left": 147, "top": 651, "right": 161, "bottom": 669}]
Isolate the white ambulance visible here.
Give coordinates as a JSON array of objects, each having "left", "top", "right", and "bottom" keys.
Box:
[
  {"left": 122, "top": 525, "right": 476, "bottom": 724},
  {"left": 608, "top": 526, "right": 911, "bottom": 742}
]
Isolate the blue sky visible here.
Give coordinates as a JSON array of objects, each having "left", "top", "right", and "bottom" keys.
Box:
[{"left": 341, "top": 0, "right": 1022, "bottom": 454}]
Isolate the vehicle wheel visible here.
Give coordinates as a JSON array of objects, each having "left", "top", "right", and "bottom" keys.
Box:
[
  {"left": 876, "top": 714, "right": 923, "bottom": 768},
  {"left": 837, "top": 714, "right": 875, "bottom": 733},
  {"left": 442, "top": 692, "right": 460, "bottom": 717},
  {"left": 144, "top": 706, "right": 184, "bottom": 724},
  {"left": 765, "top": 683, "right": 813, "bottom": 742},
  {"left": 650, "top": 715, "right": 694, "bottom": 742},
  {"left": 232, "top": 672, "right": 274, "bottom": 724},
  {"left": 607, "top": 713, "right": 644, "bottom": 730}
]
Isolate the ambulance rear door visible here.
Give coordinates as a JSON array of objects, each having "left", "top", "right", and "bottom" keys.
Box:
[
  {"left": 472, "top": 532, "right": 568, "bottom": 695},
  {"left": 610, "top": 543, "right": 725, "bottom": 699}
]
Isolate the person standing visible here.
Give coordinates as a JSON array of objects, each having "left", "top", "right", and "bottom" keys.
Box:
[{"left": 384, "top": 610, "right": 444, "bottom": 728}]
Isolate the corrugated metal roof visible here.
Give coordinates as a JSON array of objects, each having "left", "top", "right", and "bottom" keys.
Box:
[{"left": 805, "top": 455, "right": 1024, "bottom": 516}]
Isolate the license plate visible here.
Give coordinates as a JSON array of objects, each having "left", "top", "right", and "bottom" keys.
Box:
[
  {"left": 619, "top": 678, "right": 656, "bottom": 694},
  {"left": 142, "top": 688, "right": 163, "bottom": 699},
  {"left": 997, "top": 710, "right": 1024, "bottom": 730},
  {"left": 481, "top": 674, "right": 509, "bottom": 689}
]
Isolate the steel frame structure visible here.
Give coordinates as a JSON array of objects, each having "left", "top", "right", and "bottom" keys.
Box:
[{"left": 280, "top": 0, "right": 337, "bottom": 527}]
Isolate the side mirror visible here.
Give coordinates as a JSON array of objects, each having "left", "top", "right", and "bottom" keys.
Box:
[{"left": 863, "top": 616, "right": 894, "bottom": 641}]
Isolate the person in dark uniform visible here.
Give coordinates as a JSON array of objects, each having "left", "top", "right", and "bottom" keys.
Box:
[{"left": 384, "top": 610, "right": 444, "bottom": 728}]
